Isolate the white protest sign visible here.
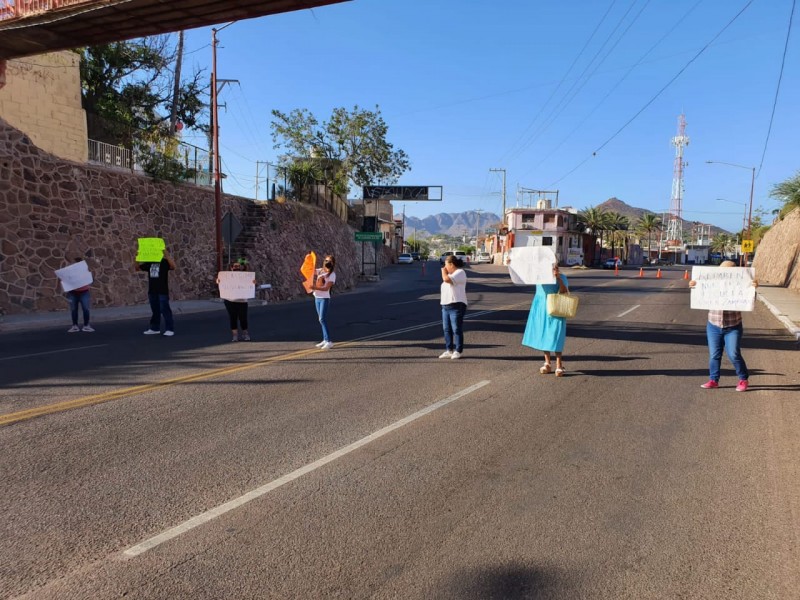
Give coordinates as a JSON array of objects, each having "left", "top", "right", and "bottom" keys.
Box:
[
  {"left": 508, "top": 246, "right": 557, "bottom": 285},
  {"left": 690, "top": 266, "right": 756, "bottom": 311},
  {"left": 55, "top": 261, "right": 93, "bottom": 293},
  {"left": 218, "top": 271, "right": 255, "bottom": 301}
]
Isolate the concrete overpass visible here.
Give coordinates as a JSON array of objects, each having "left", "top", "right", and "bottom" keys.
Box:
[{"left": 0, "top": 0, "right": 350, "bottom": 60}]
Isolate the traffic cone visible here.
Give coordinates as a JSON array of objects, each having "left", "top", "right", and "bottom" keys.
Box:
[
  {"left": 638, "top": 267, "right": 644, "bottom": 277},
  {"left": 656, "top": 268, "right": 662, "bottom": 279},
  {"left": 614, "top": 264, "right": 619, "bottom": 276},
  {"left": 683, "top": 270, "right": 689, "bottom": 280},
  {"left": 421, "top": 261, "right": 426, "bottom": 276}
]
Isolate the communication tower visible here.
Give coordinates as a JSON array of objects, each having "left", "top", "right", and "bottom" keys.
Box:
[{"left": 666, "top": 114, "right": 689, "bottom": 246}]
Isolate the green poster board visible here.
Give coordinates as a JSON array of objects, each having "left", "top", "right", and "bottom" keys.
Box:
[{"left": 136, "top": 237, "right": 165, "bottom": 262}]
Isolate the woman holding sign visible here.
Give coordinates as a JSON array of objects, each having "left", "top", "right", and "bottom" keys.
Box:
[
  {"left": 689, "top": 260, "right": 756, "bottom": 392},
  {"left": 521, "top": 263, "right": 570, "bottom": 376},
  {"left": 312, "top": 255, "right": 336, "bottom": 350},
  {"left": 217, "top": 260, "right": 254, "bottom": 342}
]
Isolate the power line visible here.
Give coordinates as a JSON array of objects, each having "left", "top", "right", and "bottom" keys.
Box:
[
  {"left": 757, "top": 0, "right": 795, "bottom": 176},
  {"left": 547, "top": 0, "right": 756, "bottom": 188}
]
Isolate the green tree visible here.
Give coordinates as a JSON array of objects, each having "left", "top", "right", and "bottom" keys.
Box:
[
  {"left": 710, "top": 233, "right": 735, "bottom": 258},
  {"left": 770, "top": 170, "right": 800, "bottom": 219},
  {"left": 270, "top": 105, "right": 410, "bottom": 196},
  {"left": 577, "top": 206, "right": 608, "bottom": 264},
  {"left": 79, "top": 36, "right": 207, "bottom": 180},
  {"left": 636, "top": 213, "right": 663, "bottom": 261},
  {"left": 605, "top": 212, "right": 630, "bottom": 260}
]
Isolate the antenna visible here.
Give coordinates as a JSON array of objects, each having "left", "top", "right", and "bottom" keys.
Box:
[{"left": 665, "top": 114, "right": 689, "bottom": 247}]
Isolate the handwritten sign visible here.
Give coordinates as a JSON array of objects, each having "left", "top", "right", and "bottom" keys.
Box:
[
  {"left": 55, "top": 261, "right": 93, "bottom": 293},
  {"left": 218, "top": 271, "right": 255, "bottom": 301},
  {"left": 508, "top": 246, "right": 557, "bottom": 285},
  {"left": 690, "top": 266, "right": 755, "bottom": 311},
  {"left": 135, "top": 237, "right": 165, "bottom": 262}
]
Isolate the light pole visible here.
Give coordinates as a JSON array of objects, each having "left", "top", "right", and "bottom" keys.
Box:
[
  {"left": 716, "top": 198, "right": 747, "bottom": 263},
  {"left": 489, "top": 168, "right": 506, "bottom": 224},
  {"left": 706, "top": 161, "right": 756, "bottom": 264}
]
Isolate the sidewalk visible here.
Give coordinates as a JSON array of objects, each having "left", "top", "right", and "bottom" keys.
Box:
[{"left": 2, "top": 283, "right": 799, "bottom": 339}]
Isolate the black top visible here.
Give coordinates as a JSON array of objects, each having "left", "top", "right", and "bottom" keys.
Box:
[{"left": 140, "top": 259, "right": 171, "bottom": 295}]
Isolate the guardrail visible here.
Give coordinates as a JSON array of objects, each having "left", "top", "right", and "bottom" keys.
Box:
[{"left": 0, "top": 0, "right": 92, "bottom": 21}]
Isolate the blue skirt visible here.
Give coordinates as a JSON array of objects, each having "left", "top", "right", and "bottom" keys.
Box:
[{"left": 521, "top": 278, "right": 567, "bottom": 352}]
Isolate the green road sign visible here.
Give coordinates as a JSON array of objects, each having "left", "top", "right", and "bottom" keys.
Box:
[{"left": 355, "top": 231, "right": 383, "bottom": 242}]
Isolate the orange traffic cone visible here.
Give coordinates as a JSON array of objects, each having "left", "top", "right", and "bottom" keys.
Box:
[
  {"left": 638, "top": 267, "right": 644, "bottom": 277},
  {"left": 421, "top": 261, "right": 426, "bottom": 276},
  {"left": 683, "top": 270, "right": 689, "bottom": 280},
  {"left": 656, "top": 268, "right": 662, "bottom": 279}
]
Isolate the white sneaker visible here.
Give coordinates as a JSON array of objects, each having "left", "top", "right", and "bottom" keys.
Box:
[
  {"left": 450, "top": 351, "right": 462, "bottom": 360},
  {"left": 163, "top": 330, "right": 175, "bottom": 337},
  {"left": 143, "top": 329, "right": 160, "bottom": 335},
  {"left": 82, "top": 325, "right": 95, "bottom": 332},
  {"left": 438, "top": 350, "right": 452, "bottom": 359},
  {"left": 68, "top": 325, "right": 80, "bottom": 333},
  {"left": 321, "top": 341, "right": 334, "bottom": 350},
  {"left": 315, "top": 341, "right": 327, "bottom": 348}
]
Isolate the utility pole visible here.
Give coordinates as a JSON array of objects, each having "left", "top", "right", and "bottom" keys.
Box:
[
  {"left": 489, "top": 168, "right": 506, "bottom": 225},
  {"left": 211, "top": 23, "right": 237, "bottom": 273},
  {"left": 255, "top": 161, "right": 271, "bottom": 201},
  {"left": 475, "top": 209, "right": 483, "bottom": 250}
]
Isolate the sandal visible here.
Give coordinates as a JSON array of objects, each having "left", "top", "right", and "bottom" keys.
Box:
[
  {"left": 539, "top": 363, "right": 552, "bottom": 375},
  {"left": 555, "top": 367, "right": 565, "bottom": 377}
]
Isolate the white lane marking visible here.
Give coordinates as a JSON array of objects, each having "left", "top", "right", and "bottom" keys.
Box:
[
  {"left": 386, "top": 300, "right": 425, "bottom": 306},
  {"left": 123, "top": 380, "right": 492, "bottom": 557},
  {"left": 0, "top": 344, "right": 109, "bottom": 362},
  {"left": 617, "top": 305, "right": 641, "bottom": 318}
]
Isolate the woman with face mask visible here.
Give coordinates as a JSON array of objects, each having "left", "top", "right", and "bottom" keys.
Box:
[
  {"left": 313, "top": 255, "right": 336, "bottom": 350},
  {"left": 217, "top": 259, "right": 254, "bottom": 341}
]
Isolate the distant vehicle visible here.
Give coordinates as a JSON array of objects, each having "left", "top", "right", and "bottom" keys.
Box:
[
  {"left": 398, "top": 253, "right": 414, "bottom": 264},
  {"left": 440, "top": 250, "right": 470, "bottom": 266},
  {"left": 473, "top": 252, "right": 491, "bottom": 264},
  {"left": 603, "top": 257, "right": 622, "bottom": 269},
  {"left": 439, "top": 251, "right": 454, "bottom": 265},
  {"left": 410, "top": 252, "right": 421, "bottom": 261}
]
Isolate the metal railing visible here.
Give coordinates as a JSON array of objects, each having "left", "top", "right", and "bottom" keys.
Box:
[
  {"left": 0, "top": 0, "right": 92, "bottom": 20},
  {"left": 88, "top": 138, "right": 212, "bottom": 186}
]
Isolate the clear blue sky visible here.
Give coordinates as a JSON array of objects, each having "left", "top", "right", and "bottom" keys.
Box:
[{"left": 180, "top": 0, "right": 798, "bottom": 233}]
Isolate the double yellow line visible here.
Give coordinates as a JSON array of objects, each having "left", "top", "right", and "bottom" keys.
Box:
[{"left": 0, "top": 345, "right": 331, "bottom": 427}]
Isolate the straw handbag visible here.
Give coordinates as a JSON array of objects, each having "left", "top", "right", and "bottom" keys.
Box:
[{"left": 546, "top": 292, "right": 579, "bottom": 318}]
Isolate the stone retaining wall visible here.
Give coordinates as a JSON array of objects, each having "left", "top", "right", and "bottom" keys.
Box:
[{"left": 0, "top": 118, "right": 391, "bottom": 315}]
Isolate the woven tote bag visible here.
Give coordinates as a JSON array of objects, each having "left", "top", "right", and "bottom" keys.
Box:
[{"left": 546, "top": 292, "right": 579, "bottom": 318}]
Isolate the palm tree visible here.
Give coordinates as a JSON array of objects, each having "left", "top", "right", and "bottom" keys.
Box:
[
  {"left": 636, "top": 213, "right": 663, "bottom": 262},
  {"left": 578, "top": 206, "right": 607, "bottom": 265},
  {"left": 770, "top": 170, "right": 800, "bottom": 219},
  {"left": 605, "top": 212, "right": 630, "bottom": 261},
  {"left": 710, "top": 233, "right": 735, "bottom": 259}
]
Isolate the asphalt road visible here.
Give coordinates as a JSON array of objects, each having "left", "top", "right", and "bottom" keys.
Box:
[{"left": 2, "top": 263, "right": 799, "bottom": 599}]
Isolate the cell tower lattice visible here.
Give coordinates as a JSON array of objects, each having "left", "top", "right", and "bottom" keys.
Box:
[{"left": 666, "top": 114, "right": 689, "bottom": 246}]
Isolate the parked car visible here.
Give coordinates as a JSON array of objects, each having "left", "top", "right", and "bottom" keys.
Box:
[
  {"left": 410, "top": 252, "right": 421, "bottom": 261},
  {"left": 454, "top": 251, "right": 470, "bottom": 265},
  {"left": 439, "top": 251, "right": 454, "bottom": 265},
  {"left": 398, "top": 253, "right": 414, "bottom": 264},
  {"left": 473, "top": 252, "right": 491, "bottom": 264},
  {"left": 603, "top": 257, "right": 622, "bottom": 269}
]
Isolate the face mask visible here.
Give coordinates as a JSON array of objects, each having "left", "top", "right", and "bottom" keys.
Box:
[{"left": 324, "top": 261, "right": 333, "bottom": 269}]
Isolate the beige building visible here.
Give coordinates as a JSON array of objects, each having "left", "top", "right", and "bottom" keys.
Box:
[{"left": 0, "top": 51, "right": 87, "bottom": 162}]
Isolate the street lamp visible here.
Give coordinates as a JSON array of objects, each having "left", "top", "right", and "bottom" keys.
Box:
[{"left": 706, "top": 161, "right": 756, "bottom": 264}]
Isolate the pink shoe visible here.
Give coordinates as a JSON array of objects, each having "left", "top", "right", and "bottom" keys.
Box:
[
  {"left": 735, "top": 380, "right": 749, "bottom": 392},
  {"left": 700, "top": 380, "right": 719, "bottom": 389}
]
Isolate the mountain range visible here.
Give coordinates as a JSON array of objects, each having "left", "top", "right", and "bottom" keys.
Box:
[{"left": 397, "top": 198, "right": 730, "bottom": 238}]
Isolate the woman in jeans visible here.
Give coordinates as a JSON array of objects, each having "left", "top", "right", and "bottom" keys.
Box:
[
  {"left": 690, "top": 260, "right": 757, "bottom": 392},
  {"left": 313, "top": 255, "right": 336, "bottom": 350},
  {"left": 439, "top": 255, "right": 468, "bottom": 360}
]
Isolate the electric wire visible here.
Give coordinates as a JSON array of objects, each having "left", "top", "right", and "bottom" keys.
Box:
[
  {"left": 757, "top": 0, "right": 795, "bottom": 176},
  {"left": 546, "top": 0, "right": 756, "bottom": 188},
  {"left": 522, "top": 0, "right": 705, "bottom": 180},
  {"left": 498, "top": 0, "right": 619, "bottom": 164}
]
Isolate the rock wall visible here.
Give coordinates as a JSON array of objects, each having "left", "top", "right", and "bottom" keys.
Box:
[
  {"left": 0, "top": 118, "right": 391, "bottom": 315},
  {"left": 752, "top": 207, "right": 800, "bottom": 290}
]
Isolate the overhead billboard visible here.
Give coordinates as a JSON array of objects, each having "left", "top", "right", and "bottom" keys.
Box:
[{"left": 362, "top": 186, "right": 443, "bottom": 201}]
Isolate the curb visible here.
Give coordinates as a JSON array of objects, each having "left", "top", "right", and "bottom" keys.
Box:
[{"left": 757, "top": 293, "right": 800, "bottom": 341}]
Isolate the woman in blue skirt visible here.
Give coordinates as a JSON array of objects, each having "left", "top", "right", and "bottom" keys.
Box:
[{"left": 522, "top": 263, "right": 570, "bottom": 376}]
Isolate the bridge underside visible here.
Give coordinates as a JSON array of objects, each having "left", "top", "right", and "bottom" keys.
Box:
[{"left": 0, "top": 0, "right": 348, "bottom": 59}]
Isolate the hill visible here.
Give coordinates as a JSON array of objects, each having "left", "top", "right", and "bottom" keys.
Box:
[
  {"left": 597, "top": 198, "right": 731, "bottom": 236},
  {"left": 397, "top": 211, "right": 502, "bottom": 238}
]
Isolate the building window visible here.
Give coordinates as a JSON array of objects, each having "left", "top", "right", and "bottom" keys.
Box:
[{"left": 542, "top": 237, "right": 553, "bottom": 246}]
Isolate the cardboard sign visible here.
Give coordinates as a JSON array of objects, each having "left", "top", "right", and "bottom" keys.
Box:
[
  {"left": 218, "top": 271, "right": 256, "bottom": 301},
  {"left": 136, "top": 237, "right": 165, "bottom": 262},
  {"left": 300, "top": 251, "right": 317, "bottom": 293},
  {"left": 55, "top": 261, "right": 93, "bottom": 293},
  {"left": 690, "top": 266, "right": 756, "bottom": 311},
  {"left": 508, "top": 246, "right": 557, "bottom": 285}
]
